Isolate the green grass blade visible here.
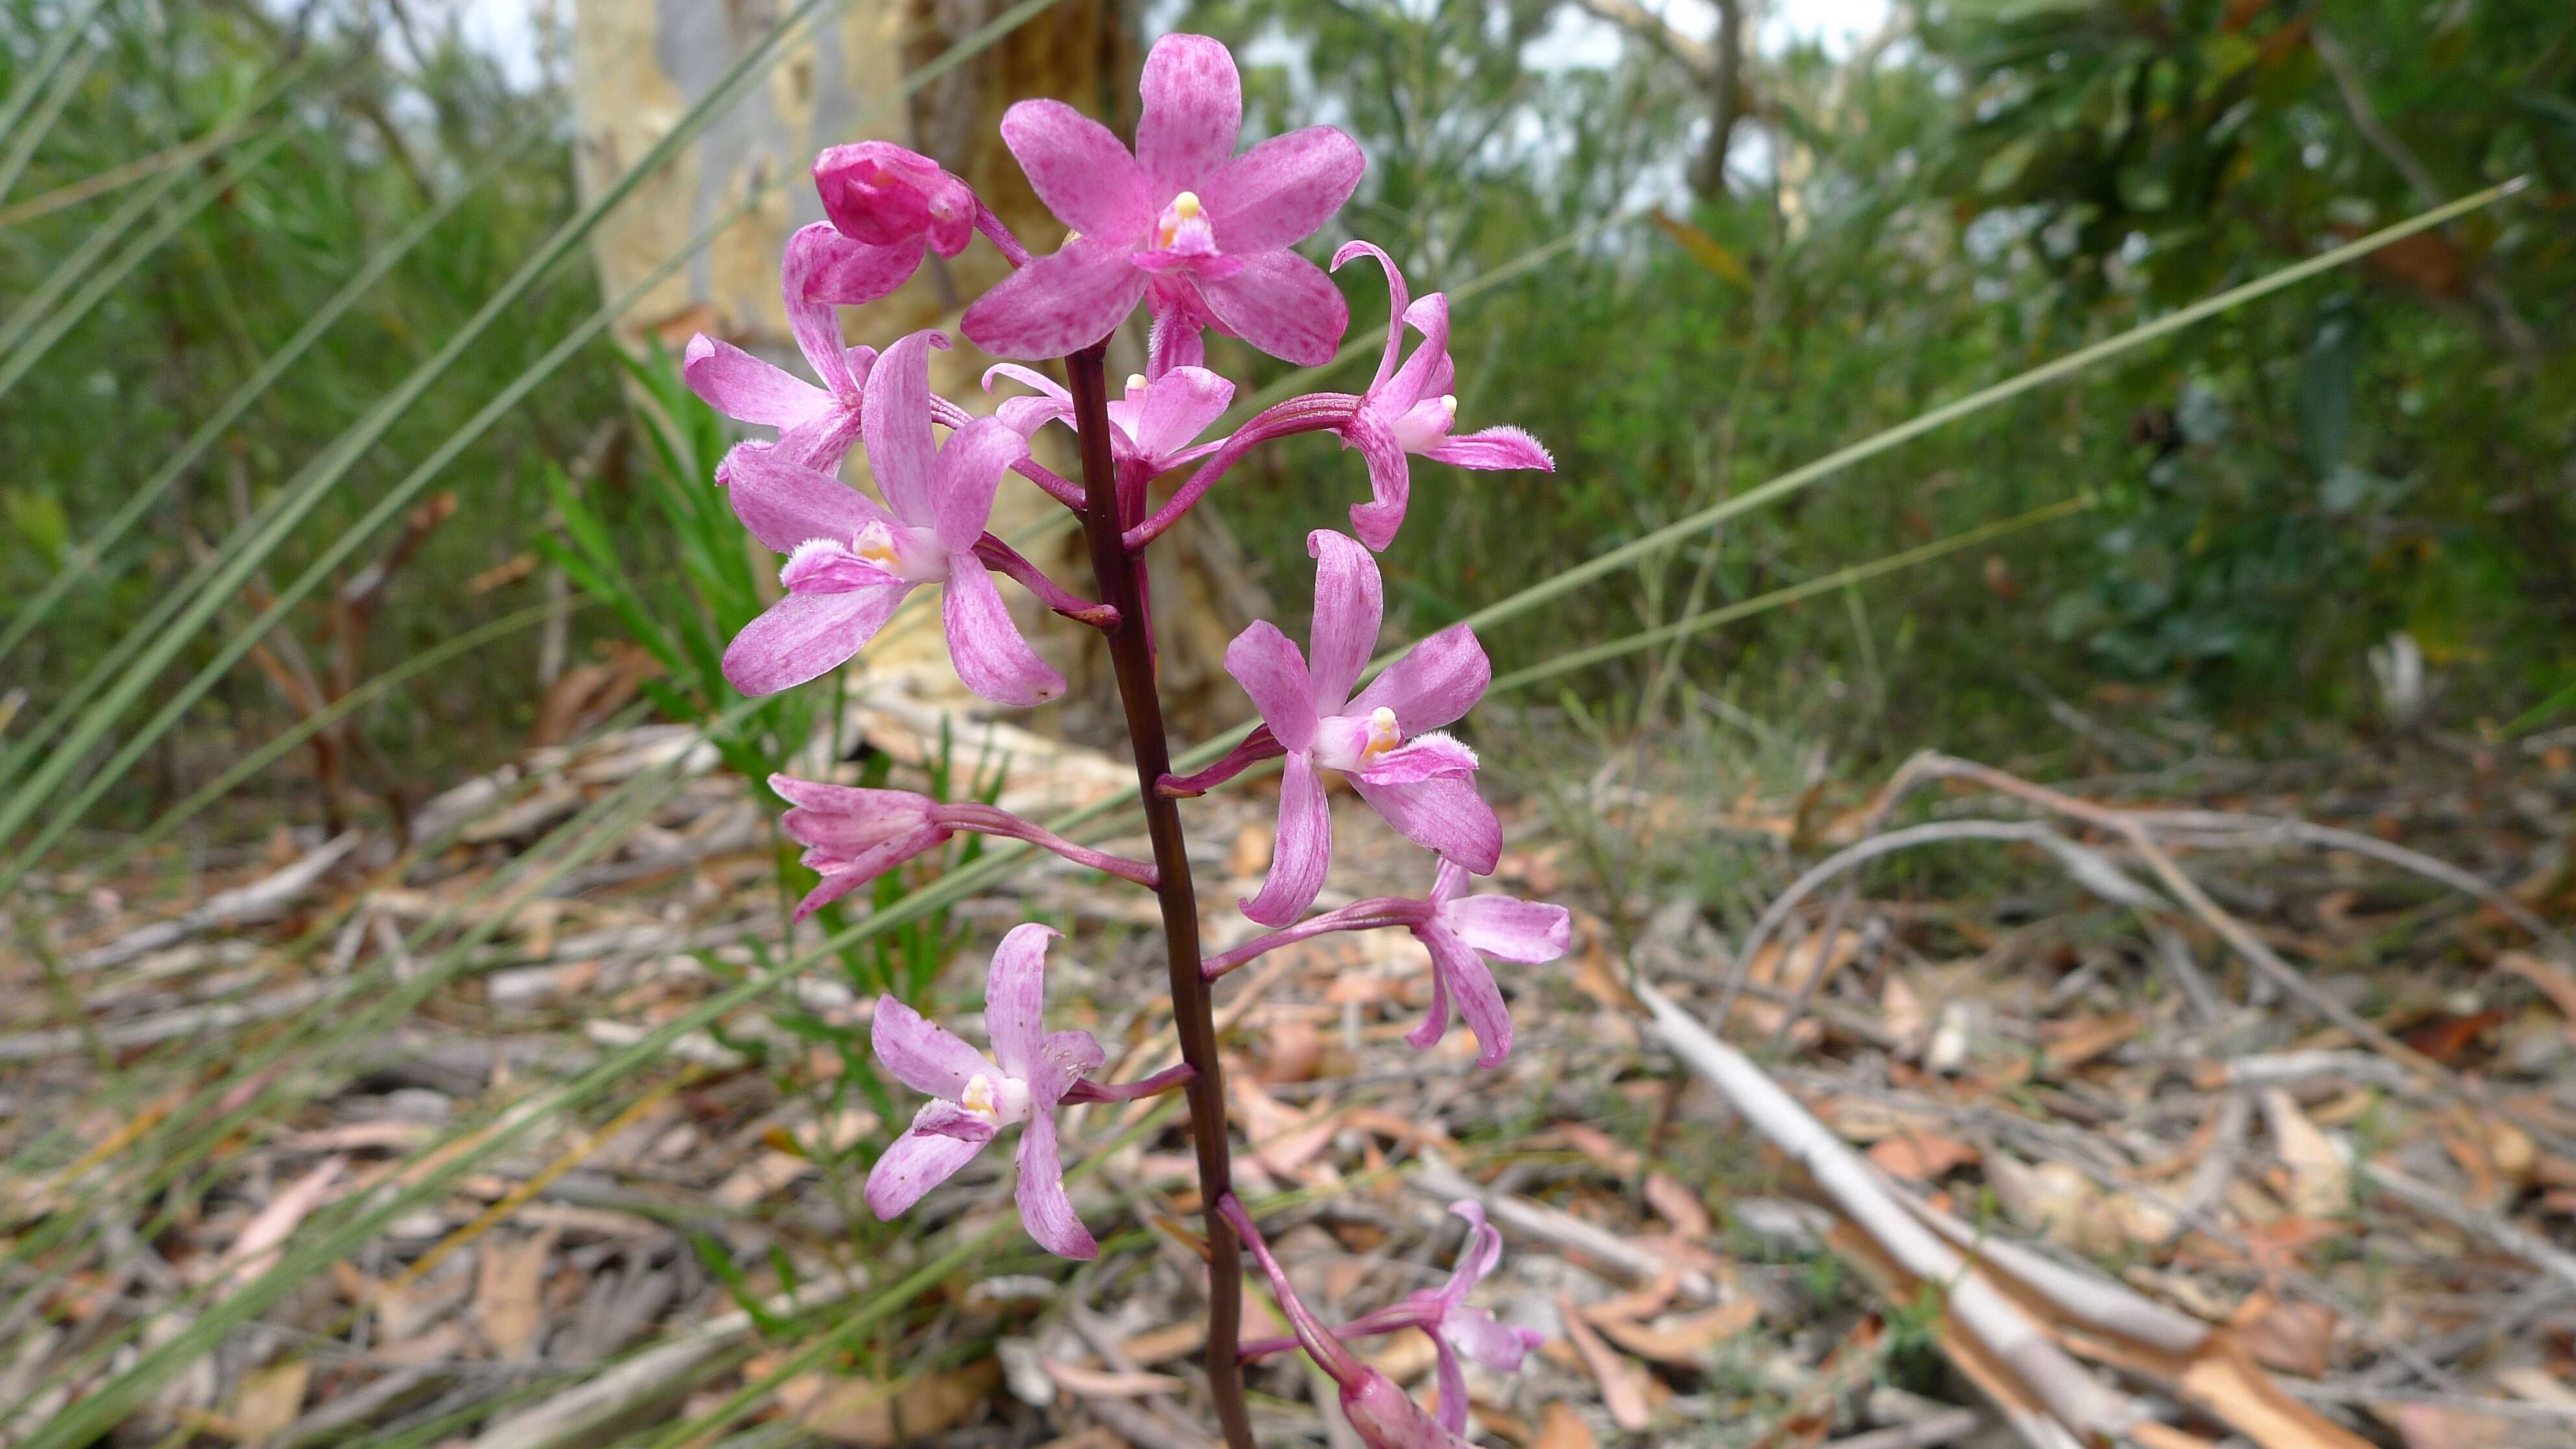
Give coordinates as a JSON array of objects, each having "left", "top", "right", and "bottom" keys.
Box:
[
  {"left": 0, "top": 12, "right": 104, "bottom": 203},
  {"left": 0, "top": 128, "right": 293, "bottom": 404},
  {"left": 0, "top": 0, "right": 856, "bottom": 869},
  {"left": 1445, "top": 181, "right": 2526, "bottom": 645},
  {"left": 0, "top": 0, "right": 110, "bottom": 190},
  {"left": 0, "top": 130, "right": 539, "bottom": 669},
  {"left": 1488, "top": 495, "right": 2096, "bottom": 693}
]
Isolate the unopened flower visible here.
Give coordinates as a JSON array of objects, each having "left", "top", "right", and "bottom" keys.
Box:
[
  {"left": 684, "top": 224, "right": 882, "bottom": 471},
  {"left": 1206, "top": 858, "right": 1567, "bottom": 1066},
  {"left": 984, "top": 362, "right": 1235, "bottom": 475},
  {"left": 1225, "top": 531, "right": 1499, "bottom": 925},
  {"left": 962, "top": 33, "right": 1363, "bottom": 365},
  {"left": 867, "top": 924, "right": 1104, "bottom": 1259},
  {"left": 813, "top": 142, "right": 977, "bottom": 265},
  {"left": 1330, "top": 243, "right": 1554, "bottom": 551},
  {"left": 720, "top": 328, "right": 1064, "bottom": 706},
  {"left": 1244, "top": 1199, "right": 1544, "bottom": 1437},
  {"left": 771, "top": 774, "right": 1159, "bottom": 919},
  {"left": 1220, "top": 1195, "right": 1474, "bottom": 1449}
]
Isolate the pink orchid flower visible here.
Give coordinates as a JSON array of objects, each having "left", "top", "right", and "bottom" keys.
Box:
[
  {"left": 1330, "top": 243, "right": 1554, "bottom": 551},
  {"left": 1223, "top": 530, "right": 1499, "bottom": 926},
  {"left": 771, "top": 775, "right": 1157, "bottom": 921},
  {"left": 867, "top": 924, "right": 1103, "bottom": 1259},
  {"left": 1244, "top": 1200, "right": 1544, "bottom": 1438},
  {"left": 961, "top": 33, "right": 1363, "bottom": 366},
  {"left": 1205, "top": 858, "right": 1568, "bottom": 1067},
  {"left": 719, "top": 328, "right": 1065, "bottom": 706},
  {"left": 683, "top": 223, "right": 886, "bottom": 472},
  {"left": 982, "top": 362, "right": 1235, "bottom": 476},
  {"left": 1219, "top": 1196, "right": 1473, "bottom": 1449}
]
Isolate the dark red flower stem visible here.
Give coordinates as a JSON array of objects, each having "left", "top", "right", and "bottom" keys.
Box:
[{"left": 1065, "top": 343, "right": 1258, "bottom": 1449}]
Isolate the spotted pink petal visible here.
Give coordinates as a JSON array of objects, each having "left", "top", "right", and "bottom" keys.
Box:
[
  {"left": 1222, "top": 621, "right": 1319, "bottom": 752},
  {"left": 998, "top": 99, "right": 1154, "bottom": 240},
  {"left": 982, "top": 364, "right": 1073, "bottom": 441},
  {"left": 870, "top": 995, "right": 996, "bottom": 1099},
  {"left": 1350, "top": 774, "right": 1501, "bottom": 874},
  {"left": 983, "top": 923, "right": 1056, "bottom": 1080},
  {"left": 1305, "top": 530, "right": 1382, "bottom": 715},
  {"left": 1425, "top": 425, "right": 1554, "bottom": 473},
  {"left": 930, "top": 415, "right": 1028, "bottom": 551},
  {"left": 1341, "top": 406, "right": 1411, "bottom": 551},
  {"left": 860, "top": 328, "right": 946, "bottom": 525},
  {"left": 781, "top": 225, "right": 873, "bottom": 391},
  {"left": 1441, "top": 894, "right": 1570, "bottom": 965},
  {"left": 719, "top": 445, "right": 895, "bottom": 554},
  {"left": 1030, "top": 1028, "right": 1105, "bottom": 1105},
  {"left": 684, "top": 335, "right": 828, "bottom": 428},
  {"left": 1204, "top": 125, "right": 1365, "bottom": 253},
  {"left": 1241, "top": 750, "right": 1330, "bottom": 927},
  {"left": 941, "top": 560, "right": 1065, "bottom": 707},
  {"left": 722, "top": 585, "right": 908, "bottom": 697},
  {"left": 1015, "top": 1109, "right": 1096, "bottom": 1259},
  {"left": 1130, "top": 365, "right": 1233, "bottom": 465},
  {"left": 866, "top": 1100, "right": 994, "bottom": 1219},
  {"left": 1198, "top": 248, "right": 1350, "bottom": 367},
  {"left": 1348, "top": 623, "right": 1489, "bottom": 736},
  {"left": 787, "top": 823, "right": 950, "bottom": 921},
  {"left": 961, "top": 236, "right": 1153, "bottom": 360},
  {"left": 1135, "top": 34, "right": 1241, "bottom": 193},
  {"left": 797, "top": 230, "right": 926, "bottom": 308},
  {"left": 1419, "top": 924, "right": 1512, "bottom": 1067}
]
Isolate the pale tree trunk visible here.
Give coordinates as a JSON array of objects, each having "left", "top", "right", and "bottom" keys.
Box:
[{"left": 568, "top": 0, "right": 1264, "bottom": 737}]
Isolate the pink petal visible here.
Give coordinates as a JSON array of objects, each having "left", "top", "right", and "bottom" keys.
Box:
[
  {"left": 1332, "top": 242, "right": 1411, "bottom": 393},
  {"left": 870, "top": 996, "right": 995, "bottom": 1099},
  {"left": 1241, "top": 750, "right": 1330, "bottom": 926},
  {"left": 1353, "top": 731, "right": 1477, "bottom": 786},
  {"left": 1441, "top": 1304, "right": 1542, "bottom": 1374},
  {"left": 1342, "top": 406, "right": 1413, "bottom": 551},
  {"left": 1196, "top": 248, "right": 1349, "bottom": 367},
  {"left": 960, "top": 236, "right": 1152, "bottom": 360},
  {"left": 1433, "top": 1337, "right": 1472, "bottom": 1436},
  {"left": 782, "top": 225, "right": 872, "bottom": 390},
  {"left": 1421, "top": 925, "right": 1512, "bottom": 1067},
  {"left": 1031, "top": 1028, "right": 1105, "bottom": 1105},
  {"left": 860, "top": 328, "right": 947, "bottom": 525},
  {"left": 941, "top": 561, "right": 1066, "bottom": 707},
  {"left": 770, "top": 775, "right": 935, "bottom": 852},
  {"left": 1441, "top": 1200, "right": 1502, "bottom": 1295},
  {"left": 787, "top": 823, "right": 950, "bottom": 921},
  {"left": 813, "top": 142, "right": 943, "bottom": 245},
  {"left": 1441, "top": 895, "right": 1570, "bottom": 965},
  {"left": 1406, "top": 948, "right": 1453, "bottom": 1052},
  {"left": 930, "top": 415, "right": 1028, "bottom": 551},
  {"left": 1348, "top": 623, "right": 1489, "bottom": 734},
  {"left": 769, "top": 409, "right": 865, "bottom": 475},
  {"left": 1135, "top": 34, "right": 1241, "bottom": 195},
  {"left": 1383, "top": 293, "right": 1452, "bottom": 408},
  {"left": 1015, "top": 1109, "right": 1097, "bottom": 1259},
  {"left": 1148, "top": 311, "right": 1206, "bottom": 376},
  {"left": 983, "top": 362, "right": 1070, "bottom": 408},
  {"left": 721, "top": 445, "right": 892, "bottom": 554},
  {"left": 998, "top": 99, "right": 1152, "bottom": 239},
  {"left": 722, "top": 586, "right": 907, "bottom": 697},
  {"left": 995, "top": 394, "right": 1071, "bottom": 438},
  {"left": 797, "top": 230, "right": 928, "bottom": 309},
  {"left": 1350, "top": 774, "right": 1500, "bottom": 874},
  {"left": 1204, "top": 125, "right": 1364, "bottom": 252},
  {"left": 1222, "top": 621, "right": 1319, "bottom": 751},
  {"left": 1429, "top": 857, "right": 1468, "bottom": 907},
  {"left": 1130, "top": 365, "right": 1233, "bottom": 464},
  {"left": 1304, "top": 529, "right": 1382, "bottom": 715},
  {"left": 983, "top": 922, "right": 1058, "bottom": 1080},
  {"left": 865, "top": 1102, "right": 994, "bottom": 1219},
  {"left": 1425, "top": 425, "right": 1554, "bottom": 473},
  {"left": 684, "top": 334, "right": 828, "bottom": 428},
  {"left": 779, "top": 538, "right": 893, "bottom": 595}
]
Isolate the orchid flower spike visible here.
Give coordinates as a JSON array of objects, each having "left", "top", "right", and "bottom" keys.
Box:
[
  {"left": 719, "top": 328, "right": 1065, "bottom": 706},
  {"left": 683, "top": 224, "right": 884, "bottom": 473},
  {"left": 1220, "top": 1195, "right": 1473, "bottom": 1448},
  {"left": 1329, "top": 243, "right": 1554, "bottom": 551},
  {"left": 867, "top": 924, "right": 1104, "bottom": 1259},
  {"left": 1225, "top": 531, "right": 1500, "bottom": 925},
  {"left": 962, "top": 33, "right": 1363, "bottom": 367},
  {"left": 814, "top": 142, "right": 977, "bottom": 269},
  {"left": 983, "top": 362, "right": 1235, "bottom": 477},
  {"left": 1243, "top": 1199, "right": 1544, "bottom": 1437}
]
